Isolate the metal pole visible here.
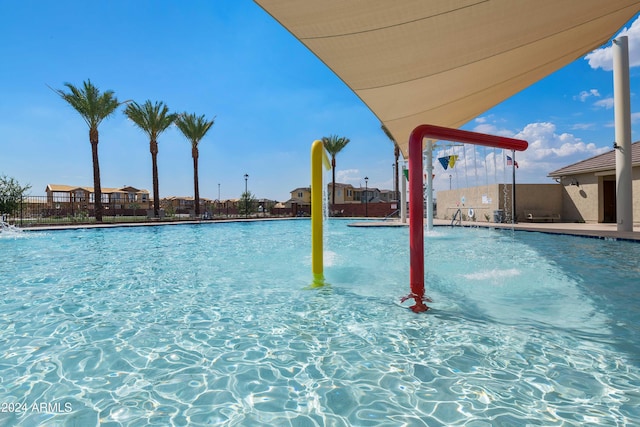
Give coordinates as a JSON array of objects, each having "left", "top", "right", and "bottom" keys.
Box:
[
  {"left": 244, "top": 174, "right": 248, "bottom": 218},
  {"left": 613, "top": 36, "right": 633, "bottom": 232},
  {"left": 401, "top": 165, "right": 407, "bottom": 223},
  {"left": 365, "top": 177, "right": 369, "bottom": 217},
  {"left": 392, "top": 163, "right": 395, "bottom": 201},
  {"left": 511, "top": 149, "right": 516, "bottom": 224}
]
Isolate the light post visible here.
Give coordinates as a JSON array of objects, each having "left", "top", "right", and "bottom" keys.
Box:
[
  {"left": 364, "top": 176, "right": 369, "bottom": 217},
  {"left": 449, "top": 174, "right": 452, "bottom": 190},
  {"left": 244, "top": 174, "right": 249, "bottom": 218},
  {"left": 392, "top": 163, "right": 396, "bottom": 201},
  {"left": 217, "top": 183, "right": 221, "bottom": 216}
]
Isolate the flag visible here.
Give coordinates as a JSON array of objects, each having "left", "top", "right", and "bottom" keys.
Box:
[
  {"left": 448, "top": 155, "right": 458, "bottom": 168},
  {"left": 438, "top": 156, "right": 450, "bottom": 170},
  {"left": 507, "top": 155, "right": 519, "bottom": 168}
]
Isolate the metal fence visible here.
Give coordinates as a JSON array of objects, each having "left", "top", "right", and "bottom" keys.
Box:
[
  {"left": 2, "top": 196, "right": 400, "bottom": 227},
  {"left": 3, "top": 196, "right": 295, "bottom": 227}
]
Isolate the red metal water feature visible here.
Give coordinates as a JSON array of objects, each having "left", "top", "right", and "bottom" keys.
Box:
[{"left": 404, "top": 124, "right": 528, "bottom": 313}]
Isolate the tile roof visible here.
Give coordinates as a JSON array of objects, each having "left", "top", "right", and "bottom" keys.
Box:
[
  {"left": 46, "top": 184, "right": 149, "bottom": 194},
  {"left": 548, "top": 141, "right": 640, "bottom": 177}
]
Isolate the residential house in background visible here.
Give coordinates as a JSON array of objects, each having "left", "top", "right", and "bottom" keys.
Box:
[
  {"left": 288, "top": 183, "right": 393, "bottom": 206},
  {"left": 285, "top": 187, "right": 311, "bottom": 207},
  {"left": 285, "top": 183, "right": 398, "bottom": 217},
  {"left": 45, "top": 184, "right": 150, "bottom": 211},
  {"left": 284, "top": 187, "right": 311, "bottom": 216},
  {"left": 162, "top": 196, "right": 213, "bottom": 216},
  {"left": 378, "top": 189, "right": 397, "bottom": 203},
  {"left": 327, "top": 183, "right": 388, "bottom": 204},
  {"left": 359, "top": 186, "right": 381, "bottom": 203},
  {"left": 327, "top": 183, "right": 357, "bottom": 204}
]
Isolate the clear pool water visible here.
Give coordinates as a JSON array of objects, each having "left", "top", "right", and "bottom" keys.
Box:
[{"left": 1, "top": 219, "right": 640, "bottom": 426}]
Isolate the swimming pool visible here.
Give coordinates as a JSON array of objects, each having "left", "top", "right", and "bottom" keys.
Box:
[{"left": 1, "top": 219, "right": 639, "bottom": 426}]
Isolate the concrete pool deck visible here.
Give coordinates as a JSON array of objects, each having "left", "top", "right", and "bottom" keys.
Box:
[{"left": 348, "top": 219, "right": 640, "bottom": 242}]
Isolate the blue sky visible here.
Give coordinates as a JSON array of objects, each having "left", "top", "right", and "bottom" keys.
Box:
[{"left": 1, "top": 1, "right": 639, "bottom": 201}]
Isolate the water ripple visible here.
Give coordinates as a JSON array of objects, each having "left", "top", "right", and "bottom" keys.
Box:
[{"left": 1, "top": 222, "right": 640, "bottom": 426}]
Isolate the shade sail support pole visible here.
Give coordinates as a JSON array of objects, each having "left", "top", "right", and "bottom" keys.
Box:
[{"left": 613, "top": 36, "right": 633, "bottom": 232}]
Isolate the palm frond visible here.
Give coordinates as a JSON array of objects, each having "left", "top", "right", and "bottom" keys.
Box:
[
  {"left": 322, "top": 134, "right": 350, "bottom": 158},
  {"left": 124, "top": 100, "right": 177, "bottom": 139},
  {"left": 381, "top": 124, "right": 396, "bottom": 143},
  {"left": 175, "top": 112, "right": 215, "bottom": 148},
  {"left": 55, "top": 80, "right": 119, "bottom": 129}
]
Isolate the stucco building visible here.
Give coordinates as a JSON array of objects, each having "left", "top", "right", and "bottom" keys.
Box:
[{"left": 548, "top": 141, "right": 640, "bottom": 223}]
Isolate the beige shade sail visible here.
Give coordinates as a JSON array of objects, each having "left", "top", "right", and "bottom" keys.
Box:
[{"left": 255, "top": 0, "right": 640, "bottom": 157}]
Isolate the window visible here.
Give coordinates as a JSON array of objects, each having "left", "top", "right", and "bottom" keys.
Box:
[{"left": 298, "top": 192, "right": 303, "bottom": 198}]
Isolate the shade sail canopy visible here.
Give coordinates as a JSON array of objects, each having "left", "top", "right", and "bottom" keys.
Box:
[{"left": 255, "top": 0, "right": 640, "bottom": 157}]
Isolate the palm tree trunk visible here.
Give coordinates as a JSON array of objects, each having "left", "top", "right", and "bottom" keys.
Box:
[
  {"left": 90, "top": 127, "right": 103, "bottom": 222},
  {"left": 331, "top": 157, "right": 336, "bottom": 207},
  {"left": 193, "top": 147, "right": 200, "bottom": 216},
  {"left": 150, "top": 140, "right": 160, "bottom": 217}
]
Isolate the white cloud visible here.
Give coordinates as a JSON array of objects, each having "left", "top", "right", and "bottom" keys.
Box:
[
  {"left": 472, "top": 123, "right": 515, "bottom": 137},
  {"left": 574, "top": 89, "right": 600, "bottom": 102},
  {"left": 475, "top": 116, "right": 487, "bottom": 124},
  {"left": 632, "top": 112, "right": 640, "bottom": 122},
  {"left": 514, "top": 122, "right": 608, "bottom": 162},
  {"left": 570, "top": 123, "right": 596, "bottom": 130},
  {"left": 336, "top": 169, "right": 362, "bottom": 185},
  {"left": 585, "top": 16, "right": 640, "bottom": 71},
  {"left": 428, "top": 120, "right": 610, "bottom": 190},
  {"left": 594, "top": 97, "right": 614, "bottom": 109}
]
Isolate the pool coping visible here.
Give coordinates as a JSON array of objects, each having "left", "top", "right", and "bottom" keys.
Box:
[
  {"left": 10, "top": 217, "right": 306, "bottom": 232},
  {"left": 348, "top": 219, "right": 640, "bottom": 242},
  {"left": 9, "top": 216, "right": 640, "bottom": 242}
]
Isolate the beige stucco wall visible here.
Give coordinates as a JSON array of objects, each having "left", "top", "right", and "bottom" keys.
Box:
[
  {"left": 436, "top": 184, "right": 500, "bottom": 222},
  {"left": 556, "top": 173, "right": 598, "bottom": 222},
  {"left": 436, "top": 183, "right": 562, "bottom": 222},
  {"left": 437, "top": 167, "right": 639, "bottom": 225},
  {"left": 558, "top": 167, "right": 640, "bottom": 224},
  {"left": 515, "top": 184, "right": 563, "bottom": 220}
]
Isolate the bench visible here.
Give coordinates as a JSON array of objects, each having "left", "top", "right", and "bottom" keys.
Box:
[{"left": 526, "top": 211, "right": 561, "bottom": 223}]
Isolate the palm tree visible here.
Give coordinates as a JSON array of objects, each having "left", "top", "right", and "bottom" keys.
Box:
[
  {"left": 175, "top": 113, "right": 215, "bottom": 217},
  {"left": 54, "top": 80, "right": 120, "bottom": 222},
  {"left": 321, "top": 134, "right": 350, "bottom": 206},
  {"left": 381, "top": 124, "right": 401, "bottom": 201},
  {"left": 124, "top": 100, "right": 177, "bottom": 218}
]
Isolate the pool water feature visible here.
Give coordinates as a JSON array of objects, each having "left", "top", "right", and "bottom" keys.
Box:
[{"left": 1, "top": 219, "right": 640, "bottom": 426}]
